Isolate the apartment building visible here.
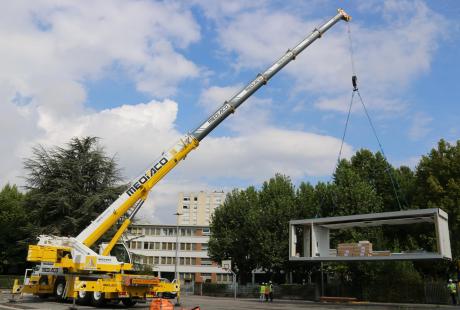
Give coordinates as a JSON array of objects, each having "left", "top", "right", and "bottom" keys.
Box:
[
  {"left": 126, "top": 224, "right": 232, "bottom": 284},
  {"left": 177, "top": 191, "right": 225, "bottom": 226}
]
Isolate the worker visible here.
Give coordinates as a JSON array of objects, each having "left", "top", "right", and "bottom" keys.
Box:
[
  {"left": 259, "top": 283, "right": 266, "bottom": 302},
  {"left": 268, "top": 281, "right": 274, "bottom": 302},
  {"left": 448, "top": 279, "right": 457, "bottom": 305},
  {"left": 264, "top": 282, "right": 270, "bottom": 302}
]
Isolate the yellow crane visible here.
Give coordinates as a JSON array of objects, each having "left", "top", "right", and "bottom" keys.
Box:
[{"left": 13, "top": 8, "right": 351, "bottom": 307}]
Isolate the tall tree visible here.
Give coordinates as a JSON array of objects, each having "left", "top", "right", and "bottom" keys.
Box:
[
  {"left": 413, "top": 139, "right": 460, "bottom": 259},
  {"left": 0, "top": 184, "right": 30, "bottom": 273},
  {"left": 349, "top": 149, "right": 405, "bottom": 211},
  {"left": 23, "top": 137, "right": 124, "bottom": 238},
  {"left": 208, "top": 187, "right": 261, "bottom": 283},
  {"left": 258, "top": 174, "right": 297, "bottom": 276},
  {"left": 333, "top": 159, "right": 384, "bottom": 216}
]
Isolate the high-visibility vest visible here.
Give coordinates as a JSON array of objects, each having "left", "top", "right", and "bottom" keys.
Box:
[
  {"left": 260, "top": 285, "right": 265, "bottom": 293},
  {"left": 448, "top": 283, "right": 457, "bottom": 294}
]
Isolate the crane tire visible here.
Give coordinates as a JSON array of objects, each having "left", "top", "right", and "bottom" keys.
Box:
[{"left": 53, "top": 277, "right": 66, "bottom": 302}]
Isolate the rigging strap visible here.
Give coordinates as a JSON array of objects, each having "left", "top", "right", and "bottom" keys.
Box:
[{"left": 336, "top": 23, "right": 404, "bottom": 211}]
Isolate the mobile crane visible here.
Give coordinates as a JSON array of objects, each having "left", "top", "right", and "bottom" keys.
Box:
[{"left": 13, "top": 9, "right": 351, "bottom": 307}]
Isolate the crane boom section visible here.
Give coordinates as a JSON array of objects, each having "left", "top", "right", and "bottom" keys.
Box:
[
  {"left": 75, "top": 9, "right": 350, "bottom": 247},
  {"left": 76, "top": 136, "right": 199, "bottom": 246},
  {"left": 192, "top": 9, "right": 350, "bottom": 141}
]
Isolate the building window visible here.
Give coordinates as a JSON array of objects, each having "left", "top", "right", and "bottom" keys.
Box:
[
  {"left": 180, "top": 273, "right": 195, "bottom": 281},
  {"left": 129, "top": 227, "right": 143, "bottom": 235},
  {"left": 166, "top": 257, "right": 176, "bottom": 265},
  {"left": 217, "top": 274, "right": 232, "bottom": 283},
  {"left": 129, "top": 241, "right": 142, "bottom": 249},
  {"left": 202, "top": 228, "right": 210, "bottom": 235},
  {"left": 183, "top": 197, "right": 190, "bottom": 201},
  {"left": 201, "top": 258, "right": 212, "bottom": 265},
  {"left": 194, "top": 197, "right": 198, "bottom": 201},
  {"left": 201, "top": 243, "right": 208, "bottom": 251},
  {"left": 183, "top": 205, "right": 188, "bottom": 209},
  {"left": 180, "top": 228, "right": 192, "bottom": 236}
]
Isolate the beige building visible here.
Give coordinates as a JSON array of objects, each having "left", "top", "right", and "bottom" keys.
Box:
[
  {"left": 127, "top": 224, "right": 232, "bottom": 284},
  {"left": 177, "top": 191, "right": 225, "bottom": 226}
]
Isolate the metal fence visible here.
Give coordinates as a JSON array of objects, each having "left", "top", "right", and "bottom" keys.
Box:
[
  {"left": 0, "top": 275, "right": 19, "bottom": 289},
  {"left": 195, "top": 282, "right": 453, "bottom": 305}
]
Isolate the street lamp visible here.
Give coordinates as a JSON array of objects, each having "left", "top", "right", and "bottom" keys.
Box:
[
  {"left": 173, "top": 212, "right": 182, "bottom": 281},
  {"left": 174, "top": 212, "right": 182, "bottom": 306}
]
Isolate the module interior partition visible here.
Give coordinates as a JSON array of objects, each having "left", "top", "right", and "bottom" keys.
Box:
[{"left": 289, "top": 208, "right": 451, "bottom": 261}]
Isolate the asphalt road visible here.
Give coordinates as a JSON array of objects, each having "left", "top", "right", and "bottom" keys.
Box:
[{"left": 0, "top": 292, "right": 458, "bottom": 310}]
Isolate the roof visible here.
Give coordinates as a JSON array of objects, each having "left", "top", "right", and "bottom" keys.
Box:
[{"left": 289, "top": 208, "right": 447, "bottom": 230}]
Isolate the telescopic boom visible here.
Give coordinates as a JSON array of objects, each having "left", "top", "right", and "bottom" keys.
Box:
[{"left": 75, "top": 8, "right": 351, "bottom": 247}]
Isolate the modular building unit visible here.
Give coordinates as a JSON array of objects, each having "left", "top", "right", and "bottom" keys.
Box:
[{"left": 289, "top": 208, "right": 451, "bottom": 261}]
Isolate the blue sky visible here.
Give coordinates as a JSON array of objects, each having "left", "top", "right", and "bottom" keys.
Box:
[{"left": 0, "top": 1, "right": 459, "bottom": 223}]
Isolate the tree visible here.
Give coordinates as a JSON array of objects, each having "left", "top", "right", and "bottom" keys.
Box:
[
  {"left": 349, "top": 149, "right": 405, "bottom": 211},
  {"left": 413, "top": 139, "right": 460, "bottom": 259},
  {"left": 258, "top": 174, "right": 297, "bottom": 278},
  {"left": 296, "top": 182, "right": 320, "bottom": 219},
  {"left": 0, "top": 184, "right": 30, "bottom": 273},
  {"left": 208, "top": 187, "right": 261, "bottom": 283},
  {"left": 333, "top": 159, "right": 384, "bottom": 216},
  {"left": 23, "top": 137, "right": 125, "bottom": 238}
]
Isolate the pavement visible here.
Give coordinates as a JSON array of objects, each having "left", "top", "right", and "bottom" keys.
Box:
[{"left": 1, "top": 291, "right": 459, "bottom": 310}]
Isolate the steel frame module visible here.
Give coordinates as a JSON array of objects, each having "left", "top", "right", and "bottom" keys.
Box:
[{"left": 289, "top": 208, "right": 451, "bottom": 261}]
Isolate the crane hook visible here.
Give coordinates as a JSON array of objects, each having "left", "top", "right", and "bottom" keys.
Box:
[{"left": 352, "top": 75, "right": 358, "bottom": 91}]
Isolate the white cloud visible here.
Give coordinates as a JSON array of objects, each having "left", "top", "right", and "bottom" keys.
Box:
[
  {"left": 314, "top": 94, "right": 407, "bottom": 113},
  {"left": 198, "top": 85, "right": 272, "bottom": 134},
  {"left": 0, "top": 1, "right": 360, "bottom": 225},
  {"left": 209, "top": 1, "right": 446, "bottom": 113},
  {"left": 0, "top": 0, "right": 200, "bottom": 108},
  {"left": 408, "top": 112, "right": 432, "bottom": 141},
  {"left": 1, "top": 93, "right": 352, "bottom": 223},
  {"left": 0, "top": 0, "right": 202, "bottom": 199}
]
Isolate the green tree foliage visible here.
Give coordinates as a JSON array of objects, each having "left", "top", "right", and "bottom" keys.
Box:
[
  {"left": 23, "top": 137, "right": 124, "bottom": 237},
  {"left": 0, "top": 184, "right": 30, "bottom": 273},
  {"left": 209, "top": 140, "right": 459, "bottom": 285},
  {"left": 413, "top": 139, "right": 460, "bottom": 259},
  {"left": 208, "top": 187, "right": 261, "bottom": 283},
  {"left": 258, "top": 174, "right": 297, "bottom": 274},
  {"left": 333, "top": 159, "right": 383, "bottom": 216},
  {"left": 349, "top": 150, "right": 406, "bottom": 210}
]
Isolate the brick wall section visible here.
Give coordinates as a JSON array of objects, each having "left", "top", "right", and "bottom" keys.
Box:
[{"left": 195, "top": 272, "right": 202, "bottom": 283}]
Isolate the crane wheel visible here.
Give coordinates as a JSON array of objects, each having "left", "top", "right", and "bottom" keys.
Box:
[
  {"left": 91, "top": 291, "right": 106, "bottom": 307},
  {"left": 76, "top": 290, "right": 91, "bottom": 305},
  {"left": 121, "top": 298, "right": 137, "bottom": 307},
  {"left": 53, "top": 277, "right": 66, "bottom": 302}
]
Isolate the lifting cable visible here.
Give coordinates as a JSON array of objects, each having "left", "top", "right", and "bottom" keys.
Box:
[{"left": 335, "top": 23, "right": 404, "bottom": 211}]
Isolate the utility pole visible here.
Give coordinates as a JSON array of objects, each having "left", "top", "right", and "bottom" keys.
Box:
[
  {"left": 174, "top": 212, "right": 182, "bottom": 306},
  {"left": 174, "top": 212, "right": 182, "bottom": 281}
]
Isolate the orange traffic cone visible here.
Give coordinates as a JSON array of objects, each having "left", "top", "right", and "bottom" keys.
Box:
[{"left": 150, "top": 298, "right": 174, "bottom": 310}]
